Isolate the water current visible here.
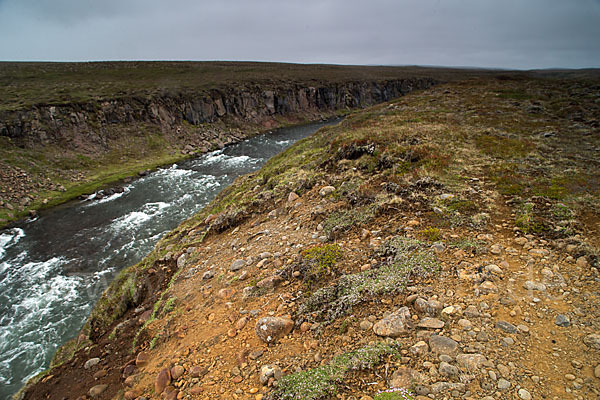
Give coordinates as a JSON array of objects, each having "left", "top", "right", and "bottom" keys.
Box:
[{"left": 0, "top": 119, "right": 340, "bottom": 399}]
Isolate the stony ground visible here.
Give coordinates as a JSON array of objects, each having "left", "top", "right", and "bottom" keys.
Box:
[{"left": 21, "top": 74, "right": 600, "bottom": 400}]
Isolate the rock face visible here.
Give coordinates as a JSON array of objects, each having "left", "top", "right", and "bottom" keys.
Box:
[
  {"left": 255, "top": 317, "right": 294, "bottom": 343},
  {"left": 0, "top": 79, "right": 436, "bottom": 151}
]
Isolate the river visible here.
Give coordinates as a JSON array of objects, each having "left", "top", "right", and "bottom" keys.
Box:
[{"left": 0, "top": 119, "right": 340, "bottom": 399}]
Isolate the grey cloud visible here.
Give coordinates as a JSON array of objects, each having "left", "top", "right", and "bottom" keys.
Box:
[{"left": 0, "top": 0, "right": 598, "bottom": 68}]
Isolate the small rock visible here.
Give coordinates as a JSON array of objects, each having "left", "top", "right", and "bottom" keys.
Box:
[
  {"left": 124, "top": 375, "right": 136, "bottom": 387},
  {"left": 122, "top": 364, "right": 136, "bottom": 378},
  {"left": 409, "top": 341, "right": 429, "bottom": 356},
  {"left": 594, "top": 364, "right": 600, "bottom": 378},
  {"left": 236, "top": 317, "right": 249, "bottom": 330},
  {"left": 523, "top": 281, "right": 546, "bottom": 291},
  {"left": 155, "top": 368, "right": 171, "bottom": 394},
  {"left": 255, "top": 317, "right": 294, "bottom": 343},
  {"left": 190, "top": 365, "right": 208, "bottom": 378},
  {"left": 136, "top": 351, "right": 150, "bottom": 367},
  {"left": 359, "top": 320, "right": 373, "bottom": 330},
  {"left": 230, "top": 259, "right": 246, "bottom": 271},
  {"left": 485, "top": 264, "right": 503, "bottom": 275},
  {"left": 202, "top": 270, "right": 214, "bottom": 280},
  {"left": 432, "top": 242, "right": 445, "bottom": 253},
  {"left": 429, "top": 335, "right": 459, "bottom": 356},
  {"left": 463, "top": 305, "right": 480, "bottom": 318},
  {"left": 514, "top": 237, "right": 528, "bottom": 246},
  {"left": 418, "top": 317, "right": 445, "bottom": 329},
  {"left": 576, "top": 256, "right": 588, "bottom": 268},
  {"left": 458, "top": 319, "right": 472, "bottom": 330},
  {"left": 218, "top": 288, "right": 235, "bottom": 299},
  {"left": 124, "top": 389, "right": 143, "bottom": 400},
  {"left": 479, "top": 281, "right": 498, "bottom": 294},
  {"left": 583, "top": 333, "right": 600, "bottom": 349},
  {"left": 496, "top": 320, "right": 518, "bottom": 334},
  {"left": 565, "top": 373, "right": 576, "bottom": 380},
  {"left": 287, "top": 192, "right": 299, "bottom": 202},
  {"left": 555, "top": 314, "right": 570, "bottom": 327},
  {"left": 256, "top": 275, "right": 283, "bottom": 289},
  {"left": 529, "top": 248, "right": 549, "bottom": 257},
  {"left": 319, "top": 186, "right": 336, "bottom": 197},
  {"left": 190, "top": 387, "right": 204, "bottom": 395},
  {"left": 456, "top": 353, "right": 487, "bottom": 370},
  {"left": 171, "top": 365, "right": 184, "bottom": 380},
  {"left": 439, "top": 361, "right": 459, "bottom": 377},
  {"left": 260, "top": 365, "right": 283, "bottom": 385},
  {"left": 518, "top": 388, "right": 532, "bottom": 400},
  {"left": 441, "top": 305, "right": 457, "bottom": 317},
  {"left": 497, "top": 378, "right": 511, "bottom": 390},
  {"left": 431, "top": 382, "right": 465, "bottom": 393},
  {"left": 93, "top": 369, "right": 107, "bottom": 380},
  {"left": 490, "top": 244, "right": 503, "bottom": 254},
  {"left": 248, "top": 349, "right": 265, "bottom": 360},
  {"left": 84, "top": 358, "right": 101, "bottom": 370},
  {"left": 390, "top": 367, "right": 423, "bottom": 388},
  {"left": 88, "top": 385, "right": 108, "bottom": 397},
  {"left": 176, "top": 253, "right": 187, "bottom": 269},
  {"left": 373, "top": 307, "right": 411, "bottom": 337}
]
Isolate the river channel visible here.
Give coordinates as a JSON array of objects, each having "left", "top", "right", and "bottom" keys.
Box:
[{"left": 0, "top": 118, "right": 340, "bottom": 399}]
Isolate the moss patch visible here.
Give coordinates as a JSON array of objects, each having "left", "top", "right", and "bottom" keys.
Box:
[
  {"left": 298, "top": 237, "right": 439, "bottom": 324},
  {"left": 269, "top": 342, "right": 399, "bottom": 400}
]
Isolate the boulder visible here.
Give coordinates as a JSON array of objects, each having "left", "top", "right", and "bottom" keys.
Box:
[
  {"left": 155, "top": 368, "right": 171, "bottom": 394},
  {"left": 429, "top": 335, "right": 459, "bottom": 356},
  {"left": 373, "top": 307, "right": 411, "bottom": 337},
  {"left": 88, "top": 384, "right": 108, "bottom": 397},
  {"left": 255, "top": 317, "right": 294, "bottom": 343}
]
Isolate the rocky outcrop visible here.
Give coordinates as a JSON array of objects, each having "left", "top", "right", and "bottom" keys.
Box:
[{"left": 0, "top": 79, "right": 436, "bottom": 150}]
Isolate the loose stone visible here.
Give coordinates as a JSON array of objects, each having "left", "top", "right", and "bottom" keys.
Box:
[
  {"left": 429, "top": 335, "right": 459, "bottom": 356},
  {"left": 255, "top": 316, "right": 294, "bottom": 343},
  {"left": 555, "top": 314, "right": 570, "bottom": 327},
  {"left": 88, "top": 385, "right": 108, "bottom": 397},
  {"left": 373, "top": 307, "right": 411, "bottom": 337},
  {"left": 496, "top": 320, "right": 518, "bottom": 333},
  {"left": 84, "top": 358, "right": 101, "bottom": 370},
  {"left": 518, "top": 388, "right": 532, "bottom": 400}
]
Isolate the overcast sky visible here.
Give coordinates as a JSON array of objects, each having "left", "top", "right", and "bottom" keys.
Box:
[{"left": 0, "top": 0, "right": 598, "bottom": 69}]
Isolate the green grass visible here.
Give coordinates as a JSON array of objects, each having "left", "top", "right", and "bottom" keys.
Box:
[
  {"left": 269, "top": 342, "right": 399, "bottom": 400},
  {"left": 299, "top": 237, "right": 439, "bottom": 324},
  {"left": 300, "top": 244, "right": 342, "bottom": 288},
  {"left": 0, "top": 62, "right": 504, "bottom": 112},
  {"left": 475, "top": 134, "right": 534, "bottom": 159},
  {"left": 421, "top": 226, "right": 442, "bottom": 242},
  {"left": 495, "top": 89, "right": 534, "bottom": 100}
]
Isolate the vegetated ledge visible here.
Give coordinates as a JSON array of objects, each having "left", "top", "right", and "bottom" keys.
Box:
[{"left": 0, "top": 75, "right": 436, "bottom": 228}]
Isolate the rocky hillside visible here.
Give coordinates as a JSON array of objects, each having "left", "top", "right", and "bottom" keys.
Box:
[
  {"left": 0, "top": 62, "right": 458, "bottom": 227},
  {"left": 17, "top": 71, "right": 600, "bottom": 400}
]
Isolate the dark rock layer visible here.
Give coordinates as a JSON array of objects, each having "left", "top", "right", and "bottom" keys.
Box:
[{"left": 0, "top": 79, "right": 436, "bottom": 149}]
